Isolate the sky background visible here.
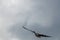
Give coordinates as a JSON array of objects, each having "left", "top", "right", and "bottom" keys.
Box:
[{"left": 0, "top": 0, "right": 60, "bottom": 40}]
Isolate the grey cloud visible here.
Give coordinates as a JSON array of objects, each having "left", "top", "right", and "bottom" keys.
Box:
[
  {"left": 0, "top": 0, "right": 60, "bottom": 40},
  {"left": 10, "top": 0, "right": 60, "bottom": 40}
]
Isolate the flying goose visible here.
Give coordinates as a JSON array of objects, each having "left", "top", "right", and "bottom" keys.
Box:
[{"left": 23, "top": 26, "right": 52, "bottom": 38}]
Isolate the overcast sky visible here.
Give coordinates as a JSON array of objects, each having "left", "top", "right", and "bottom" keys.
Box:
[{"left": 0, "top": 0, "right": 60, "bottom": 40}]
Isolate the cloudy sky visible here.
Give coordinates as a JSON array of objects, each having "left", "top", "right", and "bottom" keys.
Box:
[{"left": 0, "top": 0, "right": 60, "bottom": 40}]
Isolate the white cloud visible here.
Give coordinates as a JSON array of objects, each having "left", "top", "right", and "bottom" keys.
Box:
[
  {"left": 0, "top": 0, "right": 33, "bottom": 40},
  {"left": 10, "top": 37, "right": 19, "bottom": 40}
]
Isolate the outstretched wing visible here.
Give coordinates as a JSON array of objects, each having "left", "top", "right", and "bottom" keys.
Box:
[
  {"left": 39, "top": 34, "right": 52, "bottom": 37},
  {"left": 23, "top": 26, "right": 35, "bottom": 33}
]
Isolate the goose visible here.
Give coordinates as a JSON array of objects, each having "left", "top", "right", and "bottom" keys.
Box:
[{"left": 23, "top": 26, "right": 52, "bottom": 38}]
